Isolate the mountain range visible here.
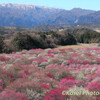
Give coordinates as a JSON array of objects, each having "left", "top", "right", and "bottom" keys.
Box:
[{"left": 0, "top": 3, "right": 99, "bottom": 26}]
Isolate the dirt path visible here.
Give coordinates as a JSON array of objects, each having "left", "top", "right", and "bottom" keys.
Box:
[
  {"left": 96, "top": 30, "right": 100, "bottom": 33},
  {"left": 55, "top": 43, "right": 99, "bottom": 49}
]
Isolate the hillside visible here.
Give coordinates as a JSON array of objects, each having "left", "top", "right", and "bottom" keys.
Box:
[
  {"left": 0, "top": 3, "right": 95, "bottom": 26},
  {"left": 0, "top": 27, "right": 100, "bottom": 54},
  {"left": 76, "top": 11, "right": 100, "bottom": 25}
]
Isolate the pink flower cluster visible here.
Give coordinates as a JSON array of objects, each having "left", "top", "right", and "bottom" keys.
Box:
[
  {"left": 0, "top": 47, "right": 99, "bottom": 100},
  {"left": 0, "top": 90, "right": 28, "bottom": 100}
]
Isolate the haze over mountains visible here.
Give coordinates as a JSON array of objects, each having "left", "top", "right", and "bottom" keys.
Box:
[{"left": 0, "top": 3, "right": 99, "bottom": 27}]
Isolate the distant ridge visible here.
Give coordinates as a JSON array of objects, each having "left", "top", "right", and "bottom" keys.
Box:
[
  {"left": 0, "top": 3, "right": 97, "bottom": 26},
  {"left": 76, "top": 11, "right": 100, "bottom": 25}
]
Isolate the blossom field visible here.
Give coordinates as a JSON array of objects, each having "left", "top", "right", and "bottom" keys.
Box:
[{"left": 0, "top": 47, "right": 100, "bottom": 100}]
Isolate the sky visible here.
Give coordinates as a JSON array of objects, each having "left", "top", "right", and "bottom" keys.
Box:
[{"left": 0, "top": 0, "right": 100, "bottom": 11}]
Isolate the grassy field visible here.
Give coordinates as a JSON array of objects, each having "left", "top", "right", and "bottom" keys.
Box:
[
  {"left": 95, "top": 30, "right": 100, "bottom": 33},
  {"left": 56, "top": 43, "right": 99, "bottom": 49}
]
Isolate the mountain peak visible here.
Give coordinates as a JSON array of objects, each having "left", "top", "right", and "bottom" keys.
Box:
[
  {"left": 0, "top": 3, "right": 60, "bottom": 10},
  {"left": 0, "top": 3, "right": 37, "bottom": 9},
  {"left": 71, "top": 8, "right": 83, "bottom": 11},
  {"left": 71, "top": 8, "right": 95, "bottom": 12}
]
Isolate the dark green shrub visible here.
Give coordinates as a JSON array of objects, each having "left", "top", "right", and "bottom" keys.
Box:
[
  {"left": 76, "top": 32, "right": 100, "bottom": 43},
  {"left": 6, "top": 30, "right": 77, "bottom": 52},
  {"left": 0, "top": 36, "right": 4, "bottom": 53},
  {"left": 11, "top": 32, "right": 39, "bottom": 51},
  {"left": 40, "top": 32, "right": 57, "bottom": 48},
  {"left": 57, "top": 31, "right": 77, "bottom": 45}
]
